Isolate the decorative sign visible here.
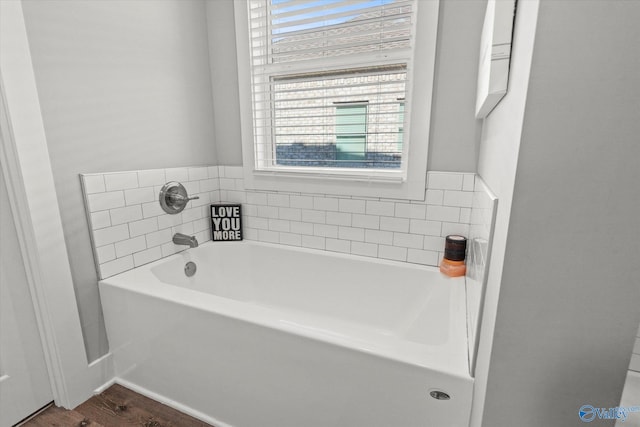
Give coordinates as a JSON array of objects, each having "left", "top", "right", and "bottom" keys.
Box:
[{"left": 210, "top": 204, "right": 242, "bottom": 241}]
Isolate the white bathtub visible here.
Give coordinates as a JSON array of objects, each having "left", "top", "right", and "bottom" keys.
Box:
[{"left": 99, "top": 240, "right": 473, "bottom": 427}]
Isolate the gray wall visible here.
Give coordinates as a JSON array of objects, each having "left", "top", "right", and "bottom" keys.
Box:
[
  {"left": 470, "top": 1, "right": 538, "bottom": 424},
  {"left": 473, "top": 1, "right": 640, "bottom": 426},
  {"left": 208, "top": 0, "right": 486, "bottom": 171},
  {"left": 206, "top": 0, "right": 243, "bottom": 166},
  {"left": 428, "top": 0, "right": 485, "bottom": 172},
  {"left": 22, "top": 0, "right": 217, "bottom": 361}
]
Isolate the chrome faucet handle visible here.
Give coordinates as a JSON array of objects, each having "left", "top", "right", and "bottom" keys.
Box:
[
  {"left": 159, "top": 182, "right": 198, "bottom": 214},
  {"left": 167, "top": 193, "right": 199, "bottom": 203}
]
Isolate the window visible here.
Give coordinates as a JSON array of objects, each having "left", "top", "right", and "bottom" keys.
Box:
[
  {"left": 335, "top": 103, "right": 368, "bottom": 162},
  {"left": 235, "top": 0, "right": 439, "bottom": 199}
]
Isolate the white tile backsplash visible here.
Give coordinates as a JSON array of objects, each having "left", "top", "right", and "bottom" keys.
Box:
[
  {"left": 366, "top": 200, "right": 395, "bottom": 216},
  {"left": 301, "top": 234, "right": 325, "bottom": 250},
  {"left": 326, "top": 238, "right": 350, "bottom": 254},
  {"left": 407, "top": 248, "right": 438, "bottom": 265},
  {"left": 258, "top": 205, "right": 279, "bottom": 219},
  {"left": 279, "top": 232, "right": 302, "bottom": 247},
  {"left": 313, "top": 223, "right": 338, "bottom": 238},
  {"left": 279, "top": 207, "right": 302, "bottom": 221},
  {"left": 216, "top": 167, "right": 476, "bottom": 268},
  {"left": 93, "top": 224, "right": 129, "bottom": 247},
  {"left": 301, "top": 209, "right": 325, "bottom": 224},
  {"left": 338, "top": 226, "right": 365, "bottom": 242},
  {"left": 394, "top": 203, "right": 426, "bottom": 219},
  {"left": 269, "top": 218, "right": 291, "bottom": 232},
  {"left": 87, "top": 191, "right": 125, "bottom": 212},
  {"left": 82, "top": 166, "right": 478, "bottom": 279},
  {"left": 290, "top": 195, "right": 314, "bottom": 209},
  {"left": 145, "top": 228, "right": 172, "bottom": 248},
  {"left": 352, "top": 213, "right": 380, "bottom": 229},
  {"left": 380, "top": 216, "right": 410, "bottom": 233},
  {"left": 109, "top": 205, "right": 142, "bottom": 225},
  {"left": 104, "top": 172, "right": 138, "bottom": 191},
  {"left": 351, "top": 241, "right": 378, "bottom": 257},
  {"left": 462, "top": 173, "right": 475, "bottom": 192},
  {"left": 365, "top": 229, "right": 394, "bottom": 245},
  {"left": 95, "top": 244, "right": 115, "bottom": 264},
  {"left": 124, "top": 187, "right": 155, "bottom": 205},
  {"left": 138, "top": 169, "right": 166, "bottom": 187},
  {"left": 426, "top": 205, "right": 460, "bottom": 222},
  {"left": 133, "top": 246, "right": 163, "bottom": 267},
  {"left": 326, "top": 211, "right": 351, "bottom": 226},
  {"left": 379, "top": 245, "right": 407, "bottom": 262},
  {"left": 393, "top": 232, "right": 424, "bottom": 249},
  {"left": 338, "top": 198, "right": 366, "bottom": 214},
  {"left": 313, "top": 196, "right": 339, "bottom": 211},
  {"left": 443, "top": 190, "right": 474, "bottom": 208},
  {"left": 188, "top": 167, "right": 209, "bottom": 181},
  {"left": 465, "top": 176, "right": 498, "bottom": 374},
  {"left": 425, "top": 189, "right": 444, "bottom": 205},
  {"left": 409, "top": 219, "right": 441, "bottom": 236},
  {"left": 81, "top": 166, "right": 219, "bottom": 279},
  {"left": 90, "top": 211, "right": 111, "bottom": 230},
  {"left": 157, "top": 212, "right": 183, "bottom": 230},
  {"left": 427, "top": 172, "right": 464, "bottom": 190},
  {"left": 83, "top": 175, "right": 106, "bottom": 194},
  {"left": 290, "top": 221, "right": 313, "bottom": 235},
  {"left": 114, "top": 236, "right": 146, "bottom": 258},
  {"left": 165, "top": 167, "right": 189, "bottom": 182},
  {"left": 258, "top": 229, "right": 279, "bottom": 243},
  {"left": 129, "top": 217, "right": 158, "bottom": 237},
  {"left": 267, "top": 193, "right": 290, "bottom": 207},
  {"left": 100, "top": 256, "right": 134, "bottom": 278}
]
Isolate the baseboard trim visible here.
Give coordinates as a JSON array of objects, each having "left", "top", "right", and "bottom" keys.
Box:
[
  {"left": 87, "top": 351, "right": 115, "bottom": 397},
  {"left": 93, "top": 377, "right": 116, "bottom": 395},
  {"left": 113, "top": 377, "right": 233, "bottom": 427}
]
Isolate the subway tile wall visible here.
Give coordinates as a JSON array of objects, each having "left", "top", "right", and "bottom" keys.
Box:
[
  {"left": 81, "top": 166, "right": 478, "bottom": 279},
  {"left": 465, "top": 176, "right": 498, "bottom": 373},
  {"left": 217, "top": 166, "right": 475, "bottom": 267},
  {"left": 81, "top": 166, "right": 220, "bottom": 279}
]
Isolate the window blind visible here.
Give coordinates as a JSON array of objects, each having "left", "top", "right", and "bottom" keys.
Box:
[{"left": 248, "top": 0, "right": 417, "bottom": 171}]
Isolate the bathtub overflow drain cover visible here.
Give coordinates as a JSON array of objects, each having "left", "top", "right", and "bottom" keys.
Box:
[
  {"left": 429, "top": 390, "right": 450, "bottom": 400},
  {"left": 185, "top": 261, "right": 197, "bottom": 277}
]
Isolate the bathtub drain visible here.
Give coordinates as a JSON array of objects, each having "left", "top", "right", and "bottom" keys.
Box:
[
  {"left": 429, "top": 390, "right": 450, "bottom": 400},
  {"left": 185, "top": 261, "right": 197, "bottom": 277}
]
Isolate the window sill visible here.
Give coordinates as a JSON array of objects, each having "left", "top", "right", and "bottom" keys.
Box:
[
  {"left": 253, "top": 166, "right": 405, "bottom": 184},
  {"left": 243, "top": 166, "right": 426, "bottom": 201}
]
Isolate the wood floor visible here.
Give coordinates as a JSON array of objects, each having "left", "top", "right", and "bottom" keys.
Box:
[{"left": 20, "top": 384, "right": 213, "bottom": 427}]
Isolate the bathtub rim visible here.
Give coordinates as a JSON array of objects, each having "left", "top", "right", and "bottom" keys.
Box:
[{"left": 99, "top": 240, "right": 472, "bottom": 381}]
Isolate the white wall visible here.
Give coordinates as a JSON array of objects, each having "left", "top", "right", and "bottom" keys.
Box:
[
  {"left": 206, "top": 0, "right": 243, "bottom": 166},
  {"left": 21, "top": 0, "right": 217, "bottom": 361},
  {"left": 631, "top": 324, "right": 640, "bottom": 373},
  {"left": 473, "top": 1, "right": 640, "bottom": 426},
  {"left": 470, "top": 1, "right": 539, "bottom": 424},
  {"left": 428, "top": 0, "right": 486, "bottom": 172},
  {"left": 206, "top": 0, "right": 487, "bottom": 171}
]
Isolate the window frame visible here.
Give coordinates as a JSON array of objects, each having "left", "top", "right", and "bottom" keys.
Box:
[{"left": 234, "top": 0, "right": 439, "bottom": 201}]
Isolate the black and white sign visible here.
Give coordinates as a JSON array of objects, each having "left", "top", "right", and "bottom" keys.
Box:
[{"left": 210, "top": 204, "right": 242, "bottom": 241}]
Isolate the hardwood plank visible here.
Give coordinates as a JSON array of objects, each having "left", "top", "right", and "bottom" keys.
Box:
[
  {"left": 20, "top": 405, "right": 103, "bottom": 427},
  {"left": 74, "top": 384, "right": 212, "bottom": 427},
  {"left": 106, "top": 385, "right": 212, "bottom": 427}
]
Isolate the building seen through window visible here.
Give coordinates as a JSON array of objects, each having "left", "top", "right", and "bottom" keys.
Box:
[{"left": 249, "top": 0, "right": 414, "bottom": 170}]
